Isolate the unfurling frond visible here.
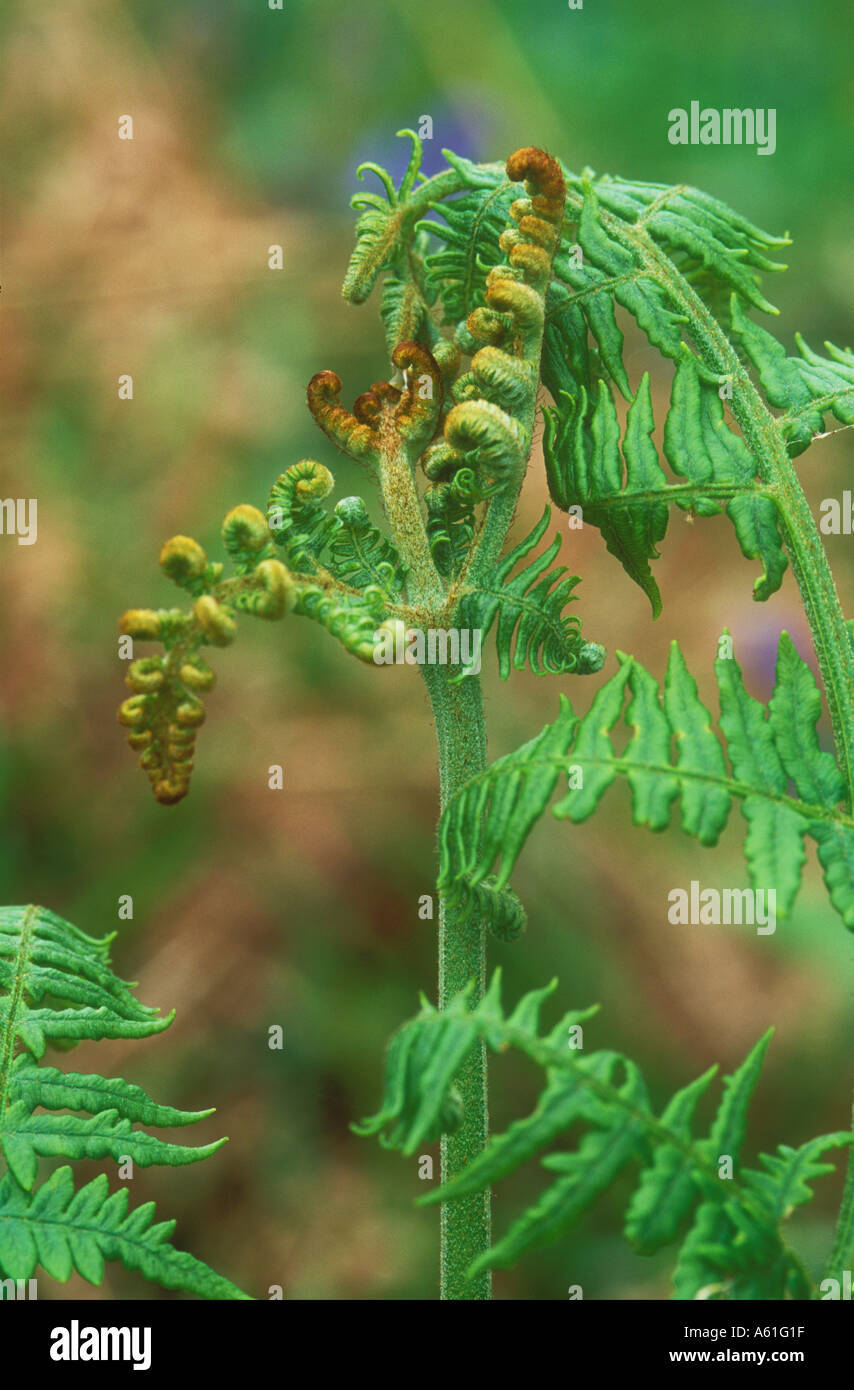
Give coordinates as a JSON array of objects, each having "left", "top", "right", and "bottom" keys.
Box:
[
  {"left": 357, "top": 971, "right": 851, "bottom": 1296},
  {"left": 342, "top": 130, "right": 427, "bottom": 305},
  {"left": 438, "top": 633, "right": 854, "bottom": 932},
  {"left": 0, "top": 905, "right": 248, "bottom": 1299},
  {"left": 118, "top": 505, "right": 294, "bottom": 805},
  {"left": 419, "top": 148, "right": 567, "bottom": 514},
  {"left": 119, "top": 475, "right": 410, "bottom": 804}
]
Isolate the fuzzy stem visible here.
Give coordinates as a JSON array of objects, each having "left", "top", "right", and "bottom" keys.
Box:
[
  {"left": 378, "top": 447, "right": 445, "bottom": 608},
  {"left": 599, "top": 207, "right": 854, "bottom": 809},
  {"left": 678, "top": 285, "right": 854, "bottom": 808},
  {"left": 421, "top": 663, "right": 491, "bottom": 1300}
]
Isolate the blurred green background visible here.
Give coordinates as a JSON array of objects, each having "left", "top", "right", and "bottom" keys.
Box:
[{"left": 1, "top": 0, "right": 853, "bottom": 1300}]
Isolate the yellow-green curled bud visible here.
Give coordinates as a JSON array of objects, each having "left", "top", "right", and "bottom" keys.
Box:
[
  {"left": 153, "top": 780, "right": 188, "bottom": 807},
  {"left": 194, "top": 595, "right": 237, "bottom": 646},
  {"left": 253, "top": 559, "right": 294, "bottom": 619},
  {"left": 175, "top": 695, "right": 206, "bottom": 728},
  {"left": 159, "top": 536, "right": 208, "bottom": 585},
  {"left": 222, "top": 504, "right": 270, "bottom": 554},
  {"left": 180, "top": 659, "right": 217, "bottom": 692},
  {"left": 119, "top": 609, "right": 162, "bottom": 640},
  {"left": 118, "top": 695, "right": 149, "bottom": 728},
  {"left": 167, "top": 722, "right": 196, "bottom": 745},
  {"left": 125, "top": 657, "right": 165, "bottom": 693}
]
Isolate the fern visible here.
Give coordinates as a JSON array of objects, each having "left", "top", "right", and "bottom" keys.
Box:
[
  {"left": 116, "top": 137, "right": 854, "bottom": 1301},
  {"left": 455, "top": 506, "right": 604, "bottom": 679},
  {"left": 0, "top": 905, "right": 247, "bottom": 1299},
  {"left": 420, "top": 174, "right": 516, "bottom": 324},
  {"left": 543, "top": 351, "right": 788, "bottom": 616},
  {"left": 357, "top": 972, "right": 851, "bottom": 1296},
  {"left": 729, "top": 298, "right": 854, "bottom": 455},
  {"left": 438, "top": 632, "right": 854, "bottom": 932}
]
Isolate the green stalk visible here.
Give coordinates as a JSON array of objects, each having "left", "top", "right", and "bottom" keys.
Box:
[
  {"left": 421, "top": 662, "right": 491, "bottom": 1300},
  {"left": 608, "top": 214, "right": 854, "bottom": 808},
  {"left": 678, "top": 281, "right": 854, "bottom": 807}
]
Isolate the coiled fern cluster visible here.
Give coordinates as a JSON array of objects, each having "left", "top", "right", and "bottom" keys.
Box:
[{"left": 118, "top": 140, "right": 605, "bottom": 805}]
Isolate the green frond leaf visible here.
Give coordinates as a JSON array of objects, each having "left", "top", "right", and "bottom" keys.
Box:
[
  {"left": 421, "top": 182, "right": 515, "bottom": 324},
  {"left": 573, "top": 173, "right": 786, "bottom": 314},
  {"left": 359, "top": 975, "right": 849, "bottom": 1295},
  {"left": 624, "top": 1066, "right": 718, "bottom": 1253},
  {"left": 768, "top": 633, "right": 845, "bottom": 808},
  {"left": 8, "top": 1057, "right": 214, "bottom": 1128},
  {"left": 707, "top": 1030, "right": 773, "bottom": 1158},
  {"left": 437, "top": 696, "right": 579, "bottom": 930},
  {"left": 0, "top": 904, "right": 247, "bottom": 1299},
  {"left": 567, "top": 181, "right": 686, "bottom": 367},
  {"left": 0, "top": 1104, "right": 224, "bottom": 1191},
  {"left": 0, "top": 1168, "right": 249, "bottom": 1299},
  {"left": 0, "top": 906, "right": 166, "bottom": 1059},
  {"left": 743, "top": 1135, "right": 853, "bottom": 1225},
  {"left": 456, "top": 507, "right": 605, "bottom": 679},
  {"left": 437, "top": 635, "right": 854, "bottom": 931},
  {"left": 543, "top": 352, "right": 787, "bottom": 612},
  {"left": 329, "top": 496, "right": 407, "bottom": 596}
]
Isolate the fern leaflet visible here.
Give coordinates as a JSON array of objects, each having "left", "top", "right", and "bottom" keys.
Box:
[
  {"left": 357, "top": 971, "right": 851, "bottom": 1296},
  {"left": 438, "top": 633, "right": 854, "bottom": 933},
  {"left": 0, "top": 905, "right": 248, "bottom": 1299}
]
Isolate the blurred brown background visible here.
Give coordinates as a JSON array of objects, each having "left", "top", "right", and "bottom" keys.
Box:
[{"left": 1, "top": 0, "right": 853, "bottom": 1299}]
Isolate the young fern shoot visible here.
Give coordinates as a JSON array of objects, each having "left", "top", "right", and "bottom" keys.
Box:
[{"left": 117, "top": 133, "right": 854, "bottom": 1300}]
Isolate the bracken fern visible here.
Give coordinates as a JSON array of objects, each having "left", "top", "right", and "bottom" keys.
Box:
[{"left": 117, "top": 133, "right": 854, "bottom": 1300}]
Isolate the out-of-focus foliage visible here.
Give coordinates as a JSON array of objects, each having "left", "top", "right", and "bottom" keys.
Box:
[{"left": 1, "top": 0, "right": 852, "bottom": 1298}]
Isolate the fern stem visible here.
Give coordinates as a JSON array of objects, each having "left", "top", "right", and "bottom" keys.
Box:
[
  {"left": 624, "top": 228, "right": 854, "bottom": 808},
  {"left": 378, "top": 447, "right": 444, "bottom": 607},
  {"left": 421, "top": 663, "right": 491, "bottom": 1299}
]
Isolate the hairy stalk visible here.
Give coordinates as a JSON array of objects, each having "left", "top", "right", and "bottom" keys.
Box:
[
  {"left": 421, "top": 663, "right": 490, "bottom": 1299},
  {"left": 684, "top": 288, "right": 854, "bottom": 807},
  {"left": 378, "top": 446, "right": 444, "bottom": 607},
  {"left": 601, "top": 212, "right": 854, "bottom": 808}
]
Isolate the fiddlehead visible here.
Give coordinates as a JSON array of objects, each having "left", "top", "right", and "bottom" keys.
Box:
[{"left": 118, "top": 490, "right": 400, "bottom": 805}]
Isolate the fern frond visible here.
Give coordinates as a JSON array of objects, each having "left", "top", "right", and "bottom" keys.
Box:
[
  {"left": 425, "top": 478, "right": 476, "bottom": 578},
  {"left": 379, "top": 272, "right": 429, "bottom": 356},
  {"left": 456, "top": 506, "right": 605, "bottom": 679},
  {"left": 544, "top": 351, "right": 788, "bottom": 612},
  {"left": 730, "top": 297, "right": 854, "bottom": 454},
  {"left": 415, "top": 149, "right": 570, "bottom": 533},
  {"left": 0, "top": 1168, "right": 249, "bottom": 1299},
  {"left": 420, "top": 179, "right": 516, "bottom": 324},
  {"left": 566, "top": 172, "right": 787, "bottom": 316},
  {"left": 438, "top": 633, "right": 854, "bottom": 932},
  {"left": 0, "top": 904, "right": 169, "bottom": 1058},
  {"left": 342, "top": 131, "right": 425, "bottom": 306},
  {"left": 329, "top": 496, "right": 408, "bottom": 595},
  {"left": 119, "top": 476, "right": 410, "bottom": 803},
  {"left": 0, "top": 905, "right": 247, "bottom": 1299},
  {"left": 357, "top": 972, "right": 851, "bottom": 1296}
]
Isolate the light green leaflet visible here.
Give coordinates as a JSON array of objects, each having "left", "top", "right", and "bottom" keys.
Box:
[{"left": 0, "top": 905, "right": 249, "bottom": 1299}]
